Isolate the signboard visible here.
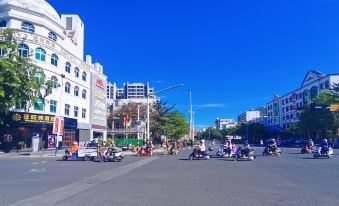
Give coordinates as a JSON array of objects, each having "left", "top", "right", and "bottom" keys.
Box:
[
  {"left": 90, "top": 72, "right": 107, "bottom": 129},
  {"left": 96, "top": 79, "right": 105, "bottom": 90},
  {"left": 53, "top": 116, "right": 64, "bottom": 136},
  {"left": 11, "top": 113, "right": 55, "bottom": 124},
  {"left": 330, "top": 104, "right": 339, "bottom": 112}
]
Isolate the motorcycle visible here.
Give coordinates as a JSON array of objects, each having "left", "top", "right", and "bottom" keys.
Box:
[
  {"left": 189, "top": 147, "right": 210, "bottom": 160},
  {"left": 263, "top": 147, "right": 282, "bottom": 157},
  {"left": 313, "top": 147, "right": 334, "bottom": 159},
  {"left": 101, "top": 148, "right": 124, "bottom": 162},
  {"left": 216, "top": 144, "right": 234, "bottom": 158},
  {"left": 137, "top": 146, "right": 156, "bottom": 156},
  {"left": 301, "top": 145, "right": 313, "bottom": 154},
  {"left": 232, "top": 147, "right": 256, "bottom": 161}
]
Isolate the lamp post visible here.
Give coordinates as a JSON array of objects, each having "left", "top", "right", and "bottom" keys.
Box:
[
  {"left": 55, "top": 74, "right": 65, "bottom": 156},
  {"left": 146, "top": 83, "right": 184, "bottom": 140},
  {"left": 137, "top": 105, "right": 140, "bottom": 140}
]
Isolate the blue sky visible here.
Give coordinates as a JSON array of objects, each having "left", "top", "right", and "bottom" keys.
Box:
[{"left": 50, "top": 0, "right": 339, "bottom": 130}]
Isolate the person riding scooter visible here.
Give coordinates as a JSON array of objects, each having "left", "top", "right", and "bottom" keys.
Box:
[
  {"left": 241, "top": 140, "right": 251, "bottom": 157},
  {"left": 224, "top": 138, "right": 233, "bottom": 157},
  {"left": 198, "top": 139, "right": 208, "bottom": 157},
  {"left": 320, "top": 139, "right": 329, "bottom": 155},
  {"left": 268, "top": 139, "right": 277, "bottom": 154}
]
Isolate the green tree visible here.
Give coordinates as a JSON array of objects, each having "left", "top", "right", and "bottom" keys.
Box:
[
  {"left": 163, "top": 111, "right": 189, "bottom": 140},
  {"left": 202, "top": 127, "right": 222, "bottom": 140},
  {"left": 0, "top": 29, "right": 52, "bottom": 124},
  {"left": 297, "top": 109, "right": 336, "bottom": 139}
]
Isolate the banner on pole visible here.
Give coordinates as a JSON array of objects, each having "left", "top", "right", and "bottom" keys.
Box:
[{"left": 53, "top": 116, "right": 64, "bottom": 136}]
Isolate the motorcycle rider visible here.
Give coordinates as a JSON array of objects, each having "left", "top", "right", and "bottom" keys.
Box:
[
  {"left": 198, "top": 139, "right": 207, "bottom": 157},
  {"left": 320, "top": 139, "right": 329, "bottom": 155},
  {"left": 224, "top": 138, "right": 233, "bottom": 157},
  {"left": 241, "top": 140, "right": 251, "bottom": 157},
  {"left": 268, "top": 139, "right": 277, "bottom": 154}
]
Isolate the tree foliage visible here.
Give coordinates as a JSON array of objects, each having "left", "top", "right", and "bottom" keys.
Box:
[
  {"left": 109, "top": 101, "right": 189, "bottom": 140},
  {"left": 0, "top": 29, "right": 52, "bottom": 124}
]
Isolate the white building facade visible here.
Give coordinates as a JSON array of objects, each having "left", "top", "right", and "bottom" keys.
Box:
[
  {"left": 266, "top": 70, "right": 339, "bottom": 131},
  {"left": 238, "top": 111, "right": 261, "bottom": 124},
  {"left": 0, "top": 0, "right": 107, "bottom": 148},
  {"left": 215, "top": 118, "right": 237, "bottom": 130},
  {"left": 107, "top": 82, "right": 157, "bottom": 112}
]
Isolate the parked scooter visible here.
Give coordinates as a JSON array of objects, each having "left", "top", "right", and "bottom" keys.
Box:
[
  {"left": 263, "top": 146, "right": 282, "bottom": 157},
  {"left": 189, "top": 147, "right": 210, "bottom": 160},
  {"left": 313, "top": 146, "right": 334, "bottom": 159},
  {"left": 232, "top": 147, "right": 256, "bottom": 161}
]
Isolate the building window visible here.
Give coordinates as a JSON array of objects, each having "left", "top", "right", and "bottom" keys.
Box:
[
  {"left": 303, "top": 89, "right": 310, "bottom": 105},
  {"left": 50, "top": 54, "right": 58, "bottom": 67},
  {"left": 74, "top": 86, "right": 79, "bottom": 97},
  {"left": 66, "top": 17, "right": 73, "bottom": 30},
  {"left": 74, "top": 67, "right": 79, "bottom": 78},
  {"left": 320, "top": 83, "right": 324, "bottom": 90},
  {"left": 82, "top": 72, "right": 87, "bottom": 81},
  {"left": 82, "top": 89, "right": 87, "bottom": 99},
  {"left": 310, "top": 86, "right": 318, "bottom": 100},
  {"left": 0, "top": 20, "right": 6, "bottom": 27},
  {"left": 18, "top": 44, "right": 29, "bottom": 57},
  {"left": 35, "top": 72, "right": 44, "bottom": 85},
  {"left": 35, "top": 48, "right": 46, "bottom": 61},
  {"left": 51, "top": 76, "right": 58, "bottom": 88},
  {"left": 21, "top": 22, "right": 35, "bottom": 32},
  {"left": 50, "top": 100, "right": 57, "bottom": 113},
  {"left": 65, "top": 82, "right": 71, "bottom": 93},
  {"left": 34, "top": 98, "right": 44, "bottom": 111},
  {"left": 65, "top": 62, "right": 71, "bottom": 73},
  {"left": 325, "top": 80, "right": 330, "bottom": 89},
  {"left": 74, "top": 106, "right": 79, "bottom": 118},
  {"left": 48, "top": 32, "right": 57, "bottom": 41},
  {"left": 82, "top": 108, "right": 86, "bottom": 119},
  {"left": 65, "top": 104, "right": 70, "bottom": 116}
]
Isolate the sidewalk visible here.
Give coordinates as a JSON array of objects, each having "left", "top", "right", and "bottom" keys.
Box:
[
  {"left": 0, "top": 149, "right": 64, "bottom": 158},
  {"left": 0, "top": 148, "right": 166, "bottom": 158}
]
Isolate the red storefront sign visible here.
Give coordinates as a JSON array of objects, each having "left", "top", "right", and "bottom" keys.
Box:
[{"left": 53, "top": 116, "right": 64, "bottom": 136}]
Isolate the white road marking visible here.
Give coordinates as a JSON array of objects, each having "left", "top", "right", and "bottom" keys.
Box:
[{"left": 8, "top": 157, "right": 158, "bottom": 206}]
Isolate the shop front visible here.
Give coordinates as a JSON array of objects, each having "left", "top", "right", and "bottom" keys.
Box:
[{"left": 0, "top": 112, "right": 78, "bottom": 150}]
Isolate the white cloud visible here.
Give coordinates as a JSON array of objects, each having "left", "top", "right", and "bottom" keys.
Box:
[{"left": 196, "top": 104, "right": 226, "bottom": 108}]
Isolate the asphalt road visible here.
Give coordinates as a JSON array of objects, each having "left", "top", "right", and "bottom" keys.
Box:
[{"left": 1, "top": 147, "right": 339, "bottom": 206}]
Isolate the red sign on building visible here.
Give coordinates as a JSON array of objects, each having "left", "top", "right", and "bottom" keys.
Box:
[
  {"left": 96, "top": 79, "right": 104, "bottom": 90},
  {"left": 53, "top": 116, "right": 64, "bottom": 136}
]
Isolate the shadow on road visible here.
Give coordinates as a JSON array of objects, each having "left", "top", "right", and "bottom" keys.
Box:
[{"left": 178, "top": 158, "right": 190, "bottom": 161}]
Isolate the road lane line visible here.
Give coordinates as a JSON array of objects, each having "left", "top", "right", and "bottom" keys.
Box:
[{"left": 7, "top": 157, "right": 158, "bottom": 206}]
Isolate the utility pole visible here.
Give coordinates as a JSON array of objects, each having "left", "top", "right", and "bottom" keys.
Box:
[{"left": 189, "top": 90, "right": 194, "bottom": 142}]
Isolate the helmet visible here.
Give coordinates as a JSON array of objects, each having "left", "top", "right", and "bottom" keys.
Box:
[
  {"left": 200, "top": 139, "right": 205, "bottom": 143},
  {"left": 323, "top": 139, "right": 328, "bottom": 143},
  {"left": 272, "top": 139, "right": 276, "bottom": 142}
]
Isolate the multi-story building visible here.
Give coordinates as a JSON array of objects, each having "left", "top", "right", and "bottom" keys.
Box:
[
  {"left": 266, "top": 70, "right": 339, "bottom": 130},
  {"left": 215, "top": 118, "right": 237, "bottom": 130},
  {"left": 107, "top": 82, "right": 157, "bottom": 112},
  {"left": 238, "top": 111, "right": 261, "bottom": 124},
  {"left": 0, "top": 0, "right": 107, "bottom": 148}
]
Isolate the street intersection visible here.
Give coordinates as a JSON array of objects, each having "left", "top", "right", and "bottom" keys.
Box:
[{"left": 1, "top": 147, "right": 339, "bottom": 206}]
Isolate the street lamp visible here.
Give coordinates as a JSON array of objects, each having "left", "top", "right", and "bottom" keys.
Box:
[
  {"left": 146, "top": 83, "right": 184, "bottom": 140},
  {"left": 55, "top": 74, "right": 65, "bottom": 156}
]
